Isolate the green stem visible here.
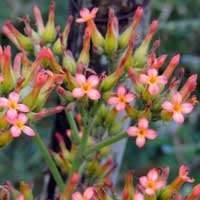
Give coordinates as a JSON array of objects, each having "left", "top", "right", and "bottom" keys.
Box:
[
  {"left": 33, "top": 133, "right": 65, "bottom": 192},
  {"left": 84, "top": 132, "right": 127, "bottom": 156},
  {"left": 65, "top": 124, "right": 90, "bottom": 185},
  {"left": 65, "top": 110, "right": 80, "bottom": 144}
]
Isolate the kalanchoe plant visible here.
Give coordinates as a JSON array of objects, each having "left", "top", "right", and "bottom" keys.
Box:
[{"left": 0, "top": 1, "right": 199, "bottom": 200}]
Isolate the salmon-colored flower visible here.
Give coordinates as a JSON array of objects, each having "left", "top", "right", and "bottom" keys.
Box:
[
  {"left": 16, "top": 194, "right": 24, "bottom": 200},
  {"left": 139, "top": 168, "right": 166, "bottom": 196},
  {"left": 0, "top": 92, "right": 29, "bottom": 119},
  {"left": 107, "top": 86, "right": 135, "bottom": 111},
  {"left": 161, "top": 92, "right": 193, "bottom": 124},
  {"left": 72, "top": 187, "right": 94, "bottom": 200},
  {"left": 127, "top": 118, "right": 158, "bottom": 148},
  {"left": 72, "top": 74, "right": 101, "bottom": 100},
  {"left": 6, "top": 113, "right": 35, "bottom": 137},
  {"left": 76, "top": 8, "right": 98, "bottom": 23},
  {"left": 178, "top": 165, "right": 194, "bottom": 183},
  {"left": 139, "top": 68, "right": 167, "bottom": 95}
]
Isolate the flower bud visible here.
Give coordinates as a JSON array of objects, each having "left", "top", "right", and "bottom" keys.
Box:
[
  {"left": 43, "top": 1, "right": 56, "bottom": 43},
  {"left": 77, "top": 27, "right": 91, "bottom": 66},
  {"left": 132, "top": 20, "right": 158, "bottom": 68},
  {"left": 62, "top": 50, "right": 76, "bottom": 74},
  {"left": 1, "top": 46, "right": 15, "bottom": 95},
  {"left": 163, "top": 54, "right": 180, "bottom": 78},
  {"left": 119, "top": 7, "right": 143, "bottom": 48},
  {"left": 105, "top": 8, "right": 119, "bottom": 54},
  {"left": 33, "top": 5, "right": 45, "bottom": 35},
  {"left": 4, "top": 21, "right": 33, "bottom": 53}
]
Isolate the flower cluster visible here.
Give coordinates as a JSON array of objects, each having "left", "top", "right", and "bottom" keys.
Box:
[{"left": 0, "top": 1, "right": 199, "bottom": 200}]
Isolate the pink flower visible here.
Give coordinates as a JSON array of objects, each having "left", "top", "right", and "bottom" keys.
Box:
[
  {"left": 139, "top": 68, "right": 167, "bottom": 95},
  {"left": 72, "top": 187, "right": 94, "bottom": 200},
  {"left": 178, "top": 165, "right": 194, "bottom": 183},
  {"left": 6, "top": 113, "right": 35, "bottom": 137},
  {"left": 161, "top": 92, "right": 193, "bottom": 124},
  {"left": 16, "top": 194, "right": 24, "bottom": 200},
  {"left": 139, "top": 168, "right": 166, "bottom": 196},
  {"left": 0, "top": 92, "right": 29, "bottom": 119},
  {"left": 72, "top": 74, "right": 101, "bottom": 100},
  {"left": 127, "top": 118, "right": 158, "bottom": 148},
  {"left": 107, "top": 86, "right": 135, "bottom": 111},
  {"left": 133, "top": 192, "right": 144, "bottom": 200},
  {"left": 76, "top": 7, "right": 98, "bottom": 23}
]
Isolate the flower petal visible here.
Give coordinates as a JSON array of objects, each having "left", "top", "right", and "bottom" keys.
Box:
[
  {"left": 138, "top": 74, "right": 148, "bottom": 84},
  {"left": 116, "top": 103, "right": 125, "bottom": 111},
  {"left": 136, "top": 136, "right": 146, "bottom": 148},
  {"left": 158, "top": 75, "right": 167, "bottom": 85},
  {"left": 87, "top": 89, "right": 101, "bottom": 100},
  {"left": 127, "top": 126, "right": 138, "bottom": 137},
  {"left": 80, "top": 8, "right": 90, "bottom": 17},
  {"left": 156, "top": 179, "right": 166, "bottom": 189},
  {"left": 72, "top": 192, "right": 83, "bottom": 200},
  {"left": 125, "top": 93, "right": 135, "bottom": 103},
  {"left": 23, "top": 126, "right": 35, "bottom": 136},
  {"left": 87, "top": 75, "right": 99, "bottom": 87},
  {"left": 83, "top": 187, "right": 94, "bottom": 199},
  {"left": 75, "top": 74, "right": 86, "bottom": 85},
  {"left": 145, "top": 188, "right": 155, "bottom": 196},
  {"left": 173, "top": 112, "right": 184, "bottom": 124},
  {"left": 72, "top": 88, "right": 85, "bottom": 98},
  {"left": 76, "top": 18, "right": 87, "bottom": 23},
  {"left": 172, "top": 92, "right": 182, "bottom": 104},
  {"left": 107, "top": 97, "right": 118, "bottom": 105},
  {"left": 133, "top": 192, "right": 144, "bottom": 200},
  {"left": 146, "top": 129, "right": 158, "bottom": 140},
  {"left": 9, "top": 92, "right": 20, "bottom": 102},
  {"left": 18, "top": 113, "right": 28, "bottom": 123},
  {"left": 161, "top": 101, "right": 173, "bottom": 112},
  {"left": 148, "top": 68, "right": 158, "bottom": 76},
  {"left": 148, "top": 84, "right": 160, "bottom": 95},
  {"left": 181, "top": 103, "right": 193, "bottom": 113},
  {"left": 11, "top": 126, "right": 21, "bottom": 137},
  {"left": 148, "top": 169, "right": 158, "bottom": 181},
  {"left": 139, "top": 176, "right": 148, "bottom": 187},
  {"left": 0, "top": 97, "right": 9, "bottom": 107},
  {"left": 138, "top": 118, "right": 148, "bottom": 129},
  {"left": 7, "top": 109, "right": 17, "bottom": 119},
  {"left": 18, "top": 104, "right": 30, "bottom": 112},
  {"left": 117, "top": 86, "right": 126, "bottom": 96}
]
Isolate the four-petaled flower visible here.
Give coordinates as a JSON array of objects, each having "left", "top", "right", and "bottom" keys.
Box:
[
  {"left": 107, "top": 86, "right": 135, "bottom": 111},
  {"left": 139, "top": 168, "right": 166, "bottom": 196},
  {"left": 6, "top": 113, "right": 35, "bottom": 137},
  {"left": 76, "top": 8, "right": 98, "bottom": 23},
  {"left": 0, "top": 92, "right": 29, "bottom": 119},
  {"left": 139, "top": 68, "right": 167, "bottom": 95},
  {"left": 72, "top": 187, "right": 94, "bottom": 200},
  {"left": 72, "top": 74, "right": 101, "bottom": 100},
  {"left": 161, "top": 92, "right": 193, "bottom": 124},
  {"left": 127, "top": 117, "right": 158, "bottom": 148}
]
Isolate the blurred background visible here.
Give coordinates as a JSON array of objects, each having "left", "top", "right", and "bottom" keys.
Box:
[{"left": 0, "top": 0, "right": 200, "bottom": 197}]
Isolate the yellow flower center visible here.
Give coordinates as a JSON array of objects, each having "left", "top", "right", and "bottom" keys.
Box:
[
  {"left": 149, "top": 75, "right": 158, "bottom": 84},
  {"left": 147, "top": 181, "right": 156, "bottom": 189},
  {"left": 81, "top": 82, "right": 92, "bottom": 92},
  {"left": 15, "top": 120, "right": 24, "bottom": 129},
  {"left": 118, "top": 96, "right": 126, "bottom": 103},
  {"left": 138, "top": 128, "right": 147, "bottom": 137},
  {"left": 8, "top": 101, "right": 18, "bottom": 109},
  {"left": 173, "top": 104, "right": 182, "bottom": 113}
]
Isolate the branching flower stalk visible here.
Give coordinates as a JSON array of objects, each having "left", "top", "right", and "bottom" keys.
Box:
[{"left": 0, "top": 1, "right": 199, "bottom": 200}]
